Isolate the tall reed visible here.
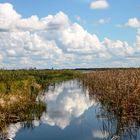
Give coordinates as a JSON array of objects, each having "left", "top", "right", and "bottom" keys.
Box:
[{"left": 82, "top": 69, "right": 140, "bottom": 128}]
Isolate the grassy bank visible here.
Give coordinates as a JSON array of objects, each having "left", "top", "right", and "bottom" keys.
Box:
[
  {"left": 0, "top": 69, "right": 80, "bottom": 91},
  {"left": 0, "top": 69, "right": 80, "bottom": 132},
  {"left": 81, "top": 69, "right": 140, "bottom": 135}
]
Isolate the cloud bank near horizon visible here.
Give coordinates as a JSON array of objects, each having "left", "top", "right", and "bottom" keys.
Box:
[{"left": 0, "top": 3, "right": 140, "bottom": 68}]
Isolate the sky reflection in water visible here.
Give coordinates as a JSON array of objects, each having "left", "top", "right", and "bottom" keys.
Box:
[{"left": 1, "top": 80, "right": 117, "bottom": 140}]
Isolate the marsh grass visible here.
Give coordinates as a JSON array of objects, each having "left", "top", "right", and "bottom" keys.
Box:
[{"left": 81, "top": 69, "right": 140, "bottom": 133}]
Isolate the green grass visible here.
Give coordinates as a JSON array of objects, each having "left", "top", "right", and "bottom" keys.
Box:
[{"left": 0, "top": 69, "right": 80, "bottom": 94}]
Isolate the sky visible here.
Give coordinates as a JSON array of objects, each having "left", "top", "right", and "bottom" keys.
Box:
[{"left": 0, "top": 0, "right": 140, "bottom": 69}]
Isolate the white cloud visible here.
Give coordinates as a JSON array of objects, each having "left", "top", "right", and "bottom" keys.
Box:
[
  {"left": 103, "top": 38, "right": 134, "bottom": 57},
  {"left": 125, "top": 18, "right": 140, "bottom": 28},
  {"left": 17, "top": 15, "right": 45, "bottom": 31},
  {"left": 7, "top": 49, "right": 16, "bottom": 57},
  {"left": 90, "top": 0, "right": 109, "bottom": 9},
  {"left": 0, "top": 3, "right": 21, "bottom": 31},
  {"left": 134, "top": 29, "right": 140, "bottom": 52},
  {"left": 0, "top": 3, "right": 140, "bottom": 68},
  {"left": 0, "top": 54, "right": 3, "bottom": 62},
  {"left": 59, "top": 23, "right": 103, "bottom": 54}
]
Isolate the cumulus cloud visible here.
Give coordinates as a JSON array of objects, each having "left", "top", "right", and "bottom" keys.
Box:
[
  {"left": 103, "top": 38, "right": 134, "bottom": 57},
  {"left": 59, "top": 23, "right": 103, "bottom": 54},
  {"left": 0, "top": 2, "right": 140, "bottom": 68},
  {"left": 90, "top": 0, "right": 109, "bottom": 9},
  {"left": 0, "top": 3, "right": 21, "bottom": 31},
  {"left": 125, "top": 18, "right": 140, "bottom": 28}
]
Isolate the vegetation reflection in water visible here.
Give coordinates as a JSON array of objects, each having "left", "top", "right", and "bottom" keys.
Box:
[{"left": 0, "top": 101, "right": 46, "bottom": 140}]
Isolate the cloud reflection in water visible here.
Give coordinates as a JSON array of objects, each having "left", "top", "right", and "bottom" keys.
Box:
[{"left": 39, "top": 80, "right": 96, "bottom": 129}]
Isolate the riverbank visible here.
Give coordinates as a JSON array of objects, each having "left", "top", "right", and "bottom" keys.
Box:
[{"left": 0, "top": 69, "right": 80, "bottom": 132}]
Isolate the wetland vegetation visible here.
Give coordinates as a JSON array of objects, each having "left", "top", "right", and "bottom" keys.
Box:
[
  {"left": 81, "top": 69, "right": 140, "bottom": 139},
  {"left": 0, "top": 69, "right": 80, "bottom": 137}
]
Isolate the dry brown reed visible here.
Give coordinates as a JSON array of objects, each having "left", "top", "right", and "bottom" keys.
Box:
[{"left": 82, "top": 69, "right": 140, "bottom": 123}]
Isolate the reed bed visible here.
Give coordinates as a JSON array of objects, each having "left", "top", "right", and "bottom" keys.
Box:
[{"left": 82, "top": 69, "right": 140, "bottom": 127}]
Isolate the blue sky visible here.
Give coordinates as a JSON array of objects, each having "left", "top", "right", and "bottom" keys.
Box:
[
  {"left": 0, "top": 0, "right": 139, "bottom": 42},
  {"left": 0, "top": 0, "right": 140, "bottom": 68}
]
